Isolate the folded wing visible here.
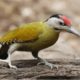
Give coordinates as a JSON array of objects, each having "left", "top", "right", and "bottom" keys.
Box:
[{"left": 0, "top": 22, "right": 43, "bottom": 44}]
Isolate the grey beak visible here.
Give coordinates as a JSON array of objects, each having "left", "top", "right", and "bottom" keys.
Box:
[{"left": 69, "top": 27, "right": 80, "bottom": 37}]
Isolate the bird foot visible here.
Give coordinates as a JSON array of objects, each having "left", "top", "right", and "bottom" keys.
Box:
[{"left": 37, "top": 62, "right": 58, "bottom": 69}]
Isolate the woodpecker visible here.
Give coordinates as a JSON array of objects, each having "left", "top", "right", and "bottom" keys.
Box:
[{"left": 0, "top": 14, "right": 80, "bottom": 69}]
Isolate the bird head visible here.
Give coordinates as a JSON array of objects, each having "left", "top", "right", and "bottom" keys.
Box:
[{"left": 46, "top": 14, "right": 80, "bottom": 36}]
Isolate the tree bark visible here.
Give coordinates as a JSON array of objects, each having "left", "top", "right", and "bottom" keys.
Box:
[{"left": 0, "top": 59, "right": 80, "bottom": 80}]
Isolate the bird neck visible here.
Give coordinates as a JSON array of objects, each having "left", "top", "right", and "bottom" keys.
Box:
[{"left": 44, "top": 21, "right": 61, "bottom": 33}]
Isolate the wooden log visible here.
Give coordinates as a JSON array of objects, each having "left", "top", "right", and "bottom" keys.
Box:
[{"left": 0, "top": 59, "right": 80, "bottom": 80}]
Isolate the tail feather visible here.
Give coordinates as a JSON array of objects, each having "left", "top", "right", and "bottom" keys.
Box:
[{"left": 0, "top": 44, "right": 10, "bottom": 59}]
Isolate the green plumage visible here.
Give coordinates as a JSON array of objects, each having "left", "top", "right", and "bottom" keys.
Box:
[
  {"left": 20, "top": 23, "right": 59, "bottom": 51},
  {"left": 0, "top": 22, "right": 59, "bottom": 50},
  {"left": 0, "top": 22, "right": 43, "bottom": 44}
]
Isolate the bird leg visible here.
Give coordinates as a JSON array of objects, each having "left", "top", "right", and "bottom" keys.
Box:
[
  {"left": 32, "top": 51, "right": 57, "bottom": 69},
  {"left": 6, "top": 52, "right": 17, "bottom": 69},
  {"left": 37, "top": 57, "right": 55, "bottom": 69},
  {"left": 0, "top": 44, "right": 17, "bottom": 69},
  {"left": 0, "top": 53, "right": 17, "bottom": 69},
  {"left": 6, "top": 44, "right": 19, "bottom": 69}
]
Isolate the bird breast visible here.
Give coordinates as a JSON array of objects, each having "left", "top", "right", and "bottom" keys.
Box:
[{"left": 16, "top": 26, "right": 60, "bottom": 51}]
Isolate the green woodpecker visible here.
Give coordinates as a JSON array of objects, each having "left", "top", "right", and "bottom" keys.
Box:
[{"left": 0, "top": 14, "right": 80, "bottom": 69}]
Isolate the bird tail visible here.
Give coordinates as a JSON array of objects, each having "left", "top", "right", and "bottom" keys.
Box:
[{"left": 0, "top": 44, "right": 10, "bottom": 59}]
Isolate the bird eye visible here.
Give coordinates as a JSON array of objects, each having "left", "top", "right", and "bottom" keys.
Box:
[{"left": 59, "top": 22, "right": 64, "bottom": 26}]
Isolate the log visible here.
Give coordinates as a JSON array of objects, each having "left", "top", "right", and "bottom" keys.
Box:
[{"left": 0, "top": 59, "right": 80, "bottom": 80}]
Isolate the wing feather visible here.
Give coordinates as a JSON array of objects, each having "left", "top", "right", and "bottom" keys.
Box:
[{"left": 0, "top": 22, "right": 43, "bottom": 44}]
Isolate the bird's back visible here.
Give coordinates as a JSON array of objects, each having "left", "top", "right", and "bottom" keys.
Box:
[{"left": 0, "top": 22, "right": 44, "bottom": 44}]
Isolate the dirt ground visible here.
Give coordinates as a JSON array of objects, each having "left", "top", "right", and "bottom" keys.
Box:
[{"left": 0, "top": 0, "right": 80, "bottom": 80}]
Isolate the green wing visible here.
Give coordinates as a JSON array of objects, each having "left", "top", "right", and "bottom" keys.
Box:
[{"left": 0, "top": 22, "right": 44, "bottom": 44}]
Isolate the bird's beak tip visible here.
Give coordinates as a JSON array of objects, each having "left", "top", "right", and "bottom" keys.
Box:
[{"left": 69, "top": 27, "right": 80, "bottom": 37}]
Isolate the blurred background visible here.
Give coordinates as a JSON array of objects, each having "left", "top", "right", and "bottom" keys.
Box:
[{"left": 0, "top": 0, "right": 80, "bottom": 60}]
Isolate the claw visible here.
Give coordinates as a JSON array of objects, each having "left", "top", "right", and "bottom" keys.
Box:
[
  {"left": 38, "top": 61, "right": 58, "bottom": 69},
  {"left": 45, "top": 62, "right": 54, "bottom": 69},
  {"left": 9, "top": 65, "right": 17, "bottom": 70},
  {"left": 37, "top": 57, "right": 58, "bottom": 69},
  {"left": 37, "top": 62, "right": 44, "bottom": 65}
]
